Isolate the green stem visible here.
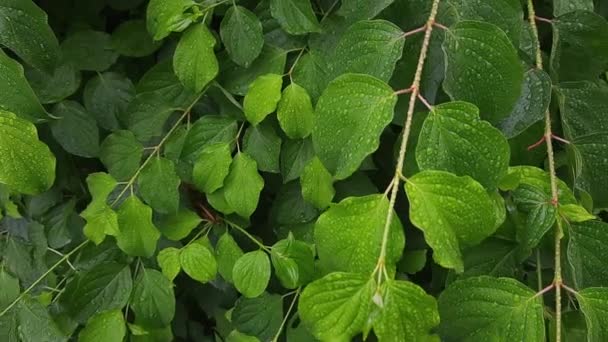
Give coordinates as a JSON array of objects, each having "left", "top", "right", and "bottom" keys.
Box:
[
  {"left": 272, "top": 288, "right": 300, "bottom": 342},
  {"left": 224, "top": 218, "right": 271, "bottom": 253}
]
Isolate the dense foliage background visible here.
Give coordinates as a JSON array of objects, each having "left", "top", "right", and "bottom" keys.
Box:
[{"left": 0, "top": 0, "right": 608, "bottom": 340}]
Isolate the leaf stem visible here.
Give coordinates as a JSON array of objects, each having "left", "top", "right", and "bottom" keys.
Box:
[
  {"left": 224, "top": 218, "right": 272, "bottom": 253},
  {"left": 272, "top": 288, "right": 300, "bottom": 342},
  {"left": 374, "top": 0, "right": 441, "bottom": 284},
  {"left": 0, "top": 240, "right": 88, "bottom": 317}
]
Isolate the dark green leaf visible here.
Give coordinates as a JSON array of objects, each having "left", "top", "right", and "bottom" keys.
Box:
[
  {"left": 280, "top": 138, "right": 314, "bottom": 183},
  {"left": 112, "top": 19, "right": 161, "bottom": 57},
  {"left": 243, "top": 120, "right": 282, "bottom": 172},
  {"left": 232, "top": 293, "right": 283, "bottom": 341},
  {"left": 146, "top": 0, "right": 197, "bottom": 40},
  {"left": 193, "top": 143, "right": 233, "bottom": 194},
  {"left": 83, "top": 72, "right": 135, "bottom": 131},
  {"left": 131, "top": 268, "right": 175, "bottom": 329},
  {"left": 269, "top": 0, "right": 320, "bottom": 35},
  {"left": 50, "top": 101, "right": 99, "bottom": 158},
  {"left": 568, "top": 220, "right": 608, "bottom": 289},
  {"left": 61, "top": 30, "right": 118, "bottom": 72},
  {"left": 449, "top": 0, "right": 522, "bottom": 43},
  {"left": 99, "top": 130, "right": 144, "bottom": 181},
  {"left": 220, "top": 6, "right": 264, "bottom": 67},
  {"left": 182, "top": 115, "right": 238, "bottom": 162},
  {"left": 337, "top": 0, "right": 394, "bottom": 20},
  {"left": 116, "top": 196, "right": 161, "bottom": 257},
  {"left": 576, "top": 287, "right": 608, "bottom": 341},
  {"left": 25, "top": 61, "right": 80, "bottom": 105},
  {"left": 138, "top": 158, "right": 180, "bottom": 214},
  {"left": 17, "top": 297, "right": 67, "bottom": 342}
]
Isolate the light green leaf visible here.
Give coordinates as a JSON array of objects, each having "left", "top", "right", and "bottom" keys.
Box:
[
  {"left": 207, "top": 187, "right": 235, "bottom": 215},
  {"left": 79, "top": 310, "right": 126, "bottom": 342},
  {"left": 512, "top": 184, "right": 556, "bottom": 254},
  {"left": 270, "top": 234, "right": 315, "bottom": 288},
  {"left": 280, "top": 138, "right": 314, "bottom": 183},
  {"left": 81, "top": 173, "right": 119, "bottom": 244},
  {"left": 269, "top": 0, "right": 320, "bottom": 35},
  {"left": 301, "top": 157, "right": 334, "bottom": 209},
  {"left": 138, "top": 157, "right": 180, "bottom": 214},
  {"left": 220, "top": 5, "right": 264, "bottom": 67},
  {"left": 223, "top": 152, "right": 265, "bottom": 219},
  {"left": 157, "top": 208, "right": 202, "bottom": 241},
  {"left": 17, "top": 297, "right": 67, "bottom": 342},
  {"left": 111, "top": 19, "right": 161, "bottom": 57},
  {"left": 0, "top": 0, "right": 60, "bottom": 71},
  {"left": 568, "top": 220, "right": 608, "bottom": 289},
  {"left": 131, "top": 268, "right": 175, "bottom": 329},
  {"left": 559, "top": 204, "right": 595, "bottom": 222},
  {"left": 0, "top": 50, "right": 47, "bottom": 122},
  {"left": 576, "top": 287, "right": 608, "bottom": 342},
  {"left": 83, "top": 72, "right": 135, "bottom": 131},
  {"left": 336, "top": 0, "right": 394, "bottom": 20},
  {"left": 61, "top": 30, "right": 118, "bottom": 72},
  {"left": 157, "top": 247, "right": 181, "bottom": 281},
  {"left": 61, "top": 263, "right": 132, "bottom": 323},
  {"left": 416, "top": 101, "right": 510, "bottom": 189},
  {"left": 232, "top": 293, "right": 283, "bottom": 341},
  {"left": 298, "top": 272, "right": 374, "bottom": 341},
  {"left": 50, "top": 101, "right": 99, "bottom": 158},
  {"left": 25, "top": 61, "right": 80, "bottom": 105},
  {"left": 277, "top": 83, "right": 314, "bottom": 139},
  {"left": 243, "top": 74, "right": 283, "bottom": 125},
  {"left": 554, "top": 0, "right": 594, "bottom": 16},
  {"left": 499, "top": 166, "right": 577, "bottom": 204},
  {"left": 180, "top": 243, "right": 217, "bottom": 283},
  {"left": 216, "top": 232, "right": 244, "bottom": 283},
  {"left": 116, "top": 196, "right": 161, "bottom": 258},
  {"left": 405, "top": 170, "right": 496, "bottom": 272},
  {"left": 193, "top": 143, "right": 233, "bottom": 194},
  {"left": 146, "top": 0, "right": 197, "bottom": 40},
  {"left": 313, "top": 73, "right": 396, "bottom": 180},
  {"left": 443, "top": 21, "right": 523, "bottom": 125},
  {"left": 449, "top": 0, "right": 522, "bottom": 43},
  {"left": 233, "top": 250, "right": 271, "bottom": 298},
  {"left": 0, "top": 110, "right": 55, "bottom": 194},
  {"left": 315, "top": 194, "right": 404, "bottom": 274},
  {"left": 243, "top": 121, "right": 282, "bottom": 173},
  {"left": 438, "top": 276, "right": 545, "bottom": 341},
  {"left": 173, "top": 23, "right": 218, "bottom": 92},
  {"left": 99, "top": 130, "right": 144, "bottom": 181},
  {"left": 373, "top": 280, "right": 439, "bottom": 341},
  {"left": 182, "top": 115, "right": 238, "bottom": 162}
]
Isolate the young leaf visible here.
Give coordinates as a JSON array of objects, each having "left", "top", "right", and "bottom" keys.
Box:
[
  {"left": 576, "top": 287, "right": 608, "bottom": 341},
  {"left": 315, "top": 194, "right": 404, "bottom": 274},
  {"left": 0, "top": 110, "right": 55, "bottom": 194},
  {"left": 157, "top": 247, "right": 181, "bottom": 282},
  {"left": 157, "top": 208, "right": 202, "bottom": 241},
  {"left": 438, "top": 276, "right": 545, "bottom": 340},
  {"left": 146, "top": 0, "right": 197, "bottom": 40},
  {"left": 405, "top": 170, "right": 496, "bottom": 272},
  {"left": 193, "top": 143, "right": 233, "bottom": 194},
  {"left": 270, "top": 234, "right": 315, "bottom": 288},
  {"left": 0, "top": 50, "right": 47, "bottom": 122},
  {"left": 50, "top": 101, "right": 100, "bottom": 158},
  {"left": 116, "top": 196, "right": 161, "bottom": 258},
  {"left": 243, "top": 121, "right": 282, "bottom": 173},
  {"left": 220, "top": 6, "right": 264, "bottom": 67},
  {"left": 173, "top": 23, "right": 218, "bottom": 92},
  {"left": 216, "top": 232, "right": 244, "bottom": 283},
  {"left": 568, "top": 220, "right": 608, "bottom": 289},
  {"left": 243, "top": 73, "right": 283, "bottom": 125},
  {"left": 277, "top": 83, "right": 314, "bottom": 139},
  {"left": 301, "top": 156, "right": 334, "bottom": 209},
  {"left": 99, "top": 130, "right": 144, "bottom": 181},
  {"left": 223, "top": 153, "right": 265, "bottom": 219},
  {"left": 559, "top": 204, "right": 595, "bottom": 222},
  {"left": 232, "top": 293, "right": 283, "bottom": 341},
  {"left": 233, "top": 250, "right": 271, "bottom": 298},
  {"left": 269, "top": 0, "right": 320, "bottom": 35},
  {"left": 78, "top": 310, "right": 126, "bottom": 342},
  {"left": 180, "top": 243, "right": 217, "bottom": 283},
  {"left": 61, "top": 30, "right": 118, "bottom": 72},
  {"left": 131, "top": 269, "right": 175, "bottom": 329},
  {"left": 443, "top": 21, "right": 523, "bottom": 125},
  {"left": 81, "top": 173, "right": 119, "bottom": 244},
  {"left": 416, "top": 101, "right": 510, "bottom": 189},
  {"left": 138, "top": 157, "right": 181, "bottom": 214},
  {"left": 111, "top": 19, "right": 161, "bottom": 58},
  {"left": 83, "top": 72, "right": 135, "bottom": 131},
  {"left": 313, "top": 73, "right": 397, "bottom": 180},
  {"left": 298, "top": 272, "right": 374, "bottom": 341}
]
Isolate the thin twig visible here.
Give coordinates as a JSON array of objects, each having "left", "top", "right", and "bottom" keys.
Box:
[
  {"left": 272, "top": 288, "right": 300, "bottom": 342},
  {"left": 223, "top": 218, "right": 271, "bottom": 253}
]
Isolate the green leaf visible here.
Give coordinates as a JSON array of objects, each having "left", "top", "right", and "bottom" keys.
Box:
[
  {"left": 459, "top": 238, "right": 519, "bottom": 279},
  {"left": 193, "top": 143, "right": 233, "bottom": 194},
  {"left": 233, "top": 250, "right": 271, "bottom": 298},
  {"left": 138, "top": 158, "right": 180, "bottom": 214},
  {"left": 270, "top": 234, "right": 315, "bottom": 288},
  {"left": 568, "top": 220, "right": 608, "bottom": 289},
  {"left": 136, "top": 59, "right": 196, "bottom": 108},
  {"left": 301, "top": 157, "right": 334, "bottom": 209},
  {"left": 373, "top": 279, "right": 439, "bottom": 341},
  {"left": 298, "top": 272, "right": 374, "bottom": 341},
  {"left": 277, "top": 83, "right": 314, "bottom": 139},
  {"left": 180, "top": 243, "right": 217, "bottom": 283},
  {"left": 157, "top": 208, "right": 202, "bottom": 241},
  {"left": 111, "top": 19, "right": 161, "bottom": 57},
  {"left": 78, "top": 310, "right": 126, "bottom": 342},
  {"left": 449, "top": 0, "right": 522, "bottom": 43},
  {"left": 50, "top": 101, "right": 99, "bottom": 158},
  {"left": 17, "top": 297, "right": 67, "bottom": 342},
  {"left": 216, "top": 232, "right": 244, "bottom": 283},
  {"left": 551, "top": 11, "right": 608, "bottom": 81},
  {"left": 405, "top": 170, "right": 496, "bottom": 272},
  {"left": 232, "top": 293, "right": 283, "bottom": 341},
  {"left": 207, "top": 187, "right": 235, "bottom": 215},
  {"left": 0, "top": 0, "right": 60, "bottom": 71},
  {"left": 313, "top": 73, "right": 397, "bottom": 180},
  {"left": 0, "top": 110, "right": 55, "bottom": 194},
  {"left": 131, "top": 268, "right": 175, "bottom": 329},
  {"left": 61, "top": 263, "right": 132, "bottom": 323},
  {"left": 438, "top": 276, "right": 545, "bottom": 340},
  {"left": 61, "top": 30, "right": 118, "bottom": 72},
  {"left": 336, "top": 0, "right": 394, "bottom": 20},
  {"left": 146, "top": 0, "right": 197, "bottom": 40},
  {"left": 223, "top": 152, "right": 265, "bottom": 218},
  {"left": 99, "top": 130, "right": 144, "bottom": 181},
  {"left": 280, "top": 138, "right": 314, "bottom": 183},
  {"left": 81, "top": 173, "right": 119, "bottom": 244},
  {"left": 559, "top": 204, "right": 595, "bottom": 222},
  {"left": 499, "top": 166, "right": 577, "bottom": 204},
  {"left": 157, "top": 247, "right": 181, "bottom": 281},
  {"left": 512, "top": 184, "right": 556, "bottom": 254},
  {"left": 123, "top": 92, "right": 177, "bottom": 142},
  {"left": 243, "top": 74, "right": 283, "bottom": 125},
  {"left": 443, "top": 21, "right": 523, "bottom": 125},
  {"left": 243, "top": 120, "right": 282, "bottom": 173},
  {"left": 576, "top": 287, "right": 608, "bottom": 341},
  {"left": 25, "top": 61, "right": 81, "bottom": 105},
  {"left": 0, "top": 50, "right": 47, "bottom": 122},
  {"left": 0, "top": 269, "right": 19, "bottom": 310},
  {"left": 173, "top": 23, "right": 218, "bottom": 93},
  {"left": 182, "top": 115, "right": 238, "bottom": 162},
  {"left": 315, "top": 194, "right": 404, "bottom": 274},
  {"left": 220, "top": 6, "right": 264, "bottom": 67},
  {"left": 416, "top": 101, "right": 510, "bottom": 189},
  {"left": 269, "top": 0, "right": 320, "bottom": 35},
  {"left": 116, "top": 196, "right": 161, "bottom": 258},
  {"left": 554, "top": 0, "right": 594, "bottom": 16},
  {"left": 498, "top": 69, "right": 552, "bottom": 138},
  {"left": 83, "top": 72, "right": 135, "bottom": 131}
]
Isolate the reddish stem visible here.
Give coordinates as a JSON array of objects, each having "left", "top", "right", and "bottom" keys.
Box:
[
  {"left": 528, "top": 135, "right": 546, "bottom": 151},
  {"left": 417, "top": 94, "right": 433, "bottom": 110},
  {"left": 535, "top": 15, "right": 553, "bottom": 24},
  {"left": 402, "top": 25, "right": 426, "bottom": 38}
]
